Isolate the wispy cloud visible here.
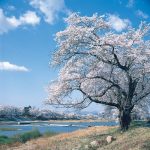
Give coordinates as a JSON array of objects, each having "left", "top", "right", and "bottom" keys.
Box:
[
  {"left": 29, "top": 0, "right": 70, "bottom": 24},
  {"left": 126, "top": 0, "right": 134, "bottom": 8},
  {"left": 0, "top": 9, "right": 40, "bottom": 34},
  {"left": 0, "top": 62, "right": 29, "bottom": 72},
  {"left": 136, "top": 10, "right": 149, "bottom": 19},
  {"left": 108, "top": 14, "right": 131, "bottom": 32}
]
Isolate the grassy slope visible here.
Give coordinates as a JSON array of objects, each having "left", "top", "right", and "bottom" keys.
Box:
[{"left": 1, "top": 124, "right": 150, "bottom": 150}]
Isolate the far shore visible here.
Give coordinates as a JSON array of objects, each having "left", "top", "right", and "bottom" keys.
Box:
[
  {"left": 47, "top": 118, "right": 115, "bottom": 123},
  {"left": 0, "top": 119, "right": 115, "bottom": 125}
]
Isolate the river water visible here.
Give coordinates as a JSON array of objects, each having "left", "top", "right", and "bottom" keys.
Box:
[{"left": 0, "top": 121, "right": 118, "bottom": 137}]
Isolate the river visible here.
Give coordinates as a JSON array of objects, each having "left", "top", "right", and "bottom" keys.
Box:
[{"left": 0, "top": 121, "right": 118, "bottom": 137}]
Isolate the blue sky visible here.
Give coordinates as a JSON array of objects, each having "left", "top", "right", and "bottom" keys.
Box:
[{"left": 0, "top": 0, "right": 150, "bottom": 111}]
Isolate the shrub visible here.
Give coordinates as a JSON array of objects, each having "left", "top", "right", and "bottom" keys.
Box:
[
  {"left": 14, "top": 129, "right": 41, "bottom": 143},
  {"left": 0, "top": 135, "right": 14, "bottom": 144}
]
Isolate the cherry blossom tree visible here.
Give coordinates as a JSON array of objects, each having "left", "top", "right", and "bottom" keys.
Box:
[{"left": 47, "top": 13, "right": 150, "bottom": 131}]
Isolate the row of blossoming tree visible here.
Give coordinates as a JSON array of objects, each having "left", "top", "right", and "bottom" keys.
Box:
[
  {"left": 0, "top": 105, "right": 65, "bottom": 120},
  {"left": 47, "top": 13, "right": 150, "bottom": 131}
]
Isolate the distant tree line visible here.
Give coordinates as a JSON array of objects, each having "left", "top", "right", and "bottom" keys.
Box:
[
  {"left": 0, "top": 105, "right": 82, "bottom": 121},
  {"left": 0, "top": 105, "right": 149, "bottom": 121}
]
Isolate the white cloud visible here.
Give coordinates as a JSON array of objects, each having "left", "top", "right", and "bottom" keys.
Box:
[
  {"left": 126, "top": 0, "right": 134, "bottom": 8},
  {"left": 0, "top": 62, "right": 29, "bottom": 72},
  {"left": 30, "top": 0, "right": 69, "bottom": 24},
  {"left": 108, "top": 15, "right": 131, "bottom": 32},
  {"left": 19, "top": 11, "right": 41, "bottom": 25},
  {"left": 0, "top": 9, "right": 40, "bottom": 34},
  {"left": 136, "top": 10, "right": 149, "bottom": 19}
]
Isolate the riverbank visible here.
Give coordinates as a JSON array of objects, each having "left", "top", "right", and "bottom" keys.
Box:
[
  {"left": 48, "top": 119, "right": 114, "bottom": 123},
  {"left": 1, "top": 122, "right": 150, "bottom": 150},
  {"left": 0, "top": 119, "right": 112, "bottom": 125}
]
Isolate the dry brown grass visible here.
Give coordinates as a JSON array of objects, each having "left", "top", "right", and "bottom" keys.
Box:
[{"left": 98, "top": 127, "right": 150, "bottom": 150}]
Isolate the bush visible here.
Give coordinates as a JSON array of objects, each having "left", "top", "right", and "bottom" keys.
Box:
[
  {"left": 0, "top": 135, "right": 14, "bottom": 144},
  {"left": 146, "top": 117, "right": 150, "bottom": 124},
  {"left": 14, "top": 129, "right": 41, "bottom": 143}
]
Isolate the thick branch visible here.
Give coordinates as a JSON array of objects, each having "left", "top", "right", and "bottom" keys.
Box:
[
  {"left": 134, "top": 90, "right": 150, "bottom": 105},
  {"left": 77, "top": 86, "right": 119, "bottom": 108},
  {"left": 86, "top": 75, "right": 127, "bottom": 97}
]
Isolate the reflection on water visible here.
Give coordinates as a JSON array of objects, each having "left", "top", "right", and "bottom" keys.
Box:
[{"left": 0, "top": 121, "right": 118, "bottom": 137}]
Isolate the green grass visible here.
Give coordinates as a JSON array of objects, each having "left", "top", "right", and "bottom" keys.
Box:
[
  {"left": 0, "top": 129, "right": 42, "bottom": 145},
  {"left": 43, "top": 131, "right": 57, "bottom": 137},
  {"left": 14, "top": 129, "right": 42, "bottom": 143},
  {"left": 130, "top": 120, "right": 150, "bottom": 129},
  {"left": 0, "top": 135, "right": 15, "bottom": 144},
  {"left": 0, "top": 128, "right": 18, "bottom": 131}
]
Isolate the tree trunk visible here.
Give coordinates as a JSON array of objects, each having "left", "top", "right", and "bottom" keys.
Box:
[{"left": 119, "top": 108, "right": 131, "bottom": 131}]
